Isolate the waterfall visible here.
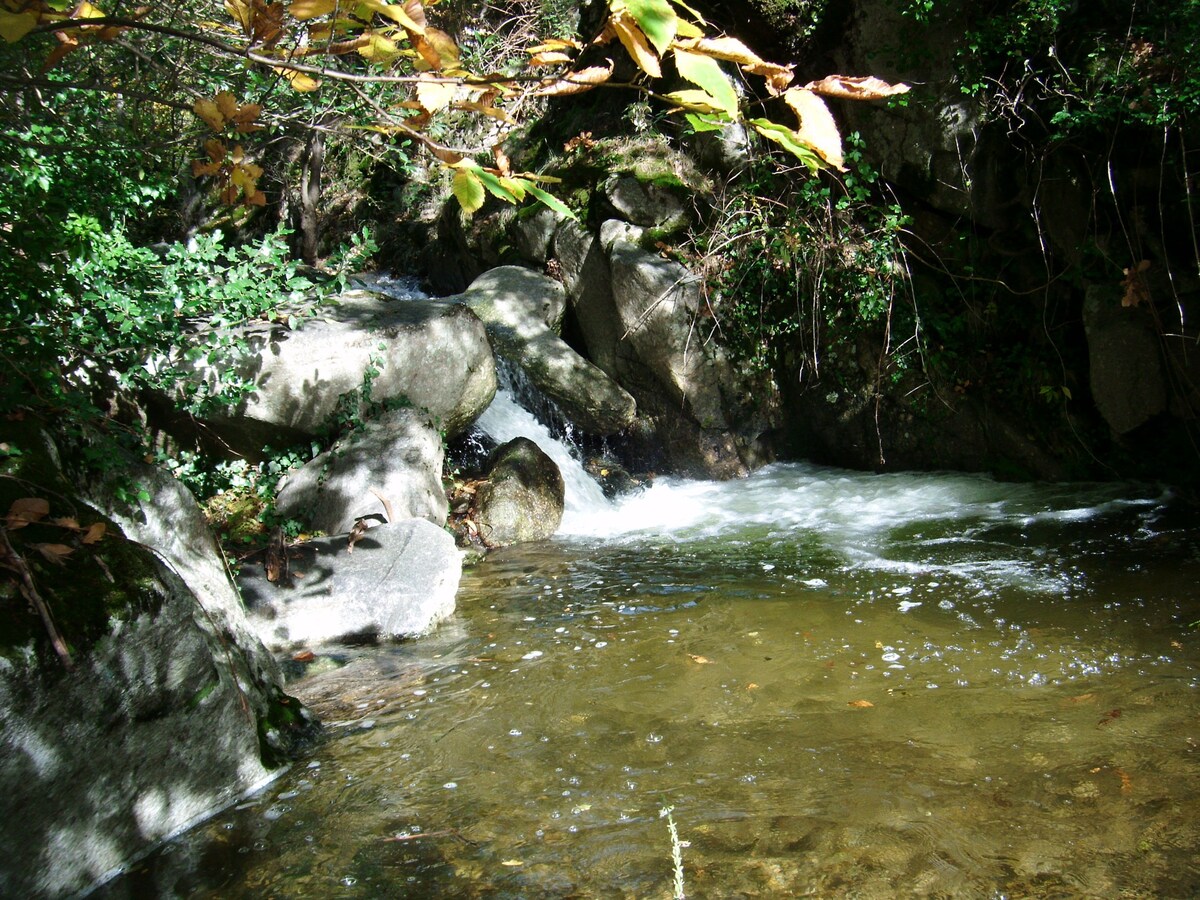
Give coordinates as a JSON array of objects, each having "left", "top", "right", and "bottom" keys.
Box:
[{"left": 473, "top": 387, "right": 614, "bottom": 534}]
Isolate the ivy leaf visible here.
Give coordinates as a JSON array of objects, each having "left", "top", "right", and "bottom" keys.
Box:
[
  {"left": 452, "top": 169, "right": 485, "bottom": 214},
  {"left": 673, "top": 49, "right": 739, "bottom": 117},
  {"left": 624, "top": 0, "right": 676, "bottom": 57}
]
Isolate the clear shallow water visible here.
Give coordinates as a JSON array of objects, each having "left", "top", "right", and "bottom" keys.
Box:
[{"left": 97, "top": 463, "right": 1200, "bottom": 899}]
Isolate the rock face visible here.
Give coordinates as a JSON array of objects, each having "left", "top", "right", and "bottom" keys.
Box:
[
  {"left": 1083, "top": 286, "right": 1168, "bottom": 434},
  {"left": 0, "top": 432, "right": 310, "bottom": 899},
  {"left": 275, "top": 407, "right": 448, "bottom": 535},
  {"left": 473, "top": 437, "right": 565, "bottom": 547},
  {"left": 238, "top": 519, "right": 462, "bottom": 649},
  {"left": 456, "top": 266, "right": 637, "bottom": 435},
  {"left": 191, "top": 290, "right": 496, "bottom": 452}
]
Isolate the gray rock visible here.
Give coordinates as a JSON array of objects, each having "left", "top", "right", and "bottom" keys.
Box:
[
  {"left": 1083, "top": 285, "right": 1168, "bottom": 434},
  {"left": 239, "top": 519, "right": 461, "bottom": 649},
  {"left": 602, "top": 173, "right": 687, "bottom": 229},
  {"left": 457, "top": 266, "right": 636, "bottom": 435},
  {"left": 192, "top": 291, "right": 496, "bottom": 449},
  {"left": 555, "top": 221, "right": 624, "bottom": 376},
  {"left": 473, "top": 437, "right": 565, "bottom": 547},
  {"left": 2, "top": 441, "right": 307, "bottom": 899},
  {"left": 513, "top": 206, "right": 564, "bottom": 264},
  {"left": 275, "top": 407, "right": 447, "bottom": 535}
]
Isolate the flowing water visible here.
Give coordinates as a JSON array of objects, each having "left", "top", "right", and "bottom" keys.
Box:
[{"left": 98, "top": 392, "right": 1200, "bottom": 899}]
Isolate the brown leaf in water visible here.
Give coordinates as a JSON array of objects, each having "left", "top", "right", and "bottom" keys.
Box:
[
  {"left": 687, "top": 653, "right": 713, "bottom": 664},
  {"left": 1067, "top": 692, "right": 1096, "bottom": 704},
  {"left": 292, "top": 650, "right": 316, "bottom": 662},
  {"left": 847, "top": 699, "right": 874, "bottom": 708},
  {"left": 1097, "top": 708, "right": 1122, "bottom": 726}
]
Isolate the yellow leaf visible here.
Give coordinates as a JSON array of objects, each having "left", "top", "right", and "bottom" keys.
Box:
[
  {"left": 746, "top": 60, "right": 795, "bottom": 96},
  {"left": 611, "top": 13, "right": 661, "bottom": 78},
  {"left": 193, "top": 98, "right": 226, "bottom": 131},
  {"left": 663, "top": 88, "right": 726, "bottom": 114},
  {"left": 784, "top": 87, "right": 844, "bottom": 170},
  {"left": 501, "top": 860, "right": 523, "bottom": 867},
  {"left": 688, "top": 653, "right": 713, "bottom": 664},
  {"left": 415, "top": 76, "right": 456, "bottom": 113},
  {"left": 847, "top": 699, "right": 874, "bottom": 708},
  {"left": 289, "top": 0, "right": 335, "bottom": 19},
  {"left": 527, "top": 38, "right": 580, "bottom": 53},
  {"left": 72, "top": 1, "right": 106, "bottom": 20},
  {"left": 673, "top": 48, "right": 739, "bottom": 116},
  {"left": 6, "top": 497, "right": 50, "bottom": 529},
  {"left": 275, "top": 66, "right": 322, "bottom": 91},
  {"left": 672, "top": 35, "right": 763, "bottom": 67},
  {"left": 225, "top": 0, "right": 254, "bottom": 32},
  {"left": 528, "top": 50, "right": 573, "bottom": 67},
  {"left": 0, "top": 10, "right": 41, "bottom": 43},
  {"left": 803, "top": 75, "right": 911, "bottom": 101},
  {"left": 191, "top": 159, "right": 222, "bottom": 177},
  {"left": 452, "top": 169, "right": 485, "bottom": 215},
  {"left": 357, "top": 0, "right": 423, "bottom": 33},
  {"left": 215, "top": 91, "right": 240, "bottom": 121},
  {"left": 356, "top": 30, "right": 400, "bottom": 62},
  {"left": 412, "top": 27, "right": 458, "bottom": 71}
]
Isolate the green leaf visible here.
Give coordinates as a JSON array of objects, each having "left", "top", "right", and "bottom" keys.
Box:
[
  {"left": 452, "top": 170, "right": 485, "bottom": 214},
  {"left": 521, "top": 182, "right": 578, "bottom": 221},
  {"left": 625, "top": 0, "right": 677, "bottom": 56},
  {"left": 749, "top": 118, "right": 823, "bottom": 171},
  {"left": 673, "top": 49, "right": 739, "bottom": 117},
  {"left": 475, "top": 168, "right": 522, "bottom": 203},
  {"left": 684, "top": 111, "right": 728, "bottom": 132}
]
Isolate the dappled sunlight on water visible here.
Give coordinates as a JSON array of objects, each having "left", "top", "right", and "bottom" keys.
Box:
[{"left": 98, "top": 465, "right": 1200, "bottom": 898}]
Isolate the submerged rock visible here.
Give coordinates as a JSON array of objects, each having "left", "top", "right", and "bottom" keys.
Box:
[
  {"left": 473, "top": 437, "right": 565, "bottom": 547},
  {"left": 238, "top": 519, "right": 461, "bottom": 649}
]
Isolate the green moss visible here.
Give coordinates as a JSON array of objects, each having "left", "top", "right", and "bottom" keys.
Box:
[{"left": 258, "top": 687, "right": 321, "bottom": 768}]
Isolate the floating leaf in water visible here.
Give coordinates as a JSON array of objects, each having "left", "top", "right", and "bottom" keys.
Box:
[
  {"left": 501, "top": 860, "right": 524, "bottom": 867},
  {"left": 687, "top": 653, "right": 713, "bottom": 664},
  {"left": 847, "top": 699, "right": 874, "bottom": 708},
  {"left": 1097, "top": 708, "right": 1122, "bottom": 726}
]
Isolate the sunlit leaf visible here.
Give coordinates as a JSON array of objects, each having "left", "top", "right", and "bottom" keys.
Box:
[
  {"left": 673, "top": 49, "right": 739, "bottom": 116},
  {"left": 611, "top": 13, "right": 660, "bottom": 78},
  {"left": 625, "top": 0, "right": 676, "bottom": 56},
  {"left": 356, "top": 30, "right": 400, "bottom": 62},
  {"left": 803, "top": 74, "right": 911, "bottom": 101},
  {"left": 0, "top": 10, "right": 41, "bottom": 43},
  {"left": 225, "top": 0, "right": 254, "bottom": 32},
  {"left": 215, "top": 91, "right": 240, "bottom": 120},
  {"left": 412, "top": 27, "right": 459, "bottom": 71},
  {"left": 193, "top": 97, "right": 226, "bottom": 131},
  {"left": 847, "top": 699, "right": 874, "bottom": 708},
  {"left": 521, "top": 181, "right": 577, "bottom": 221},
  {"left": 191, "top": 159, "right": 222, "bottom": 177},
  {"left": 358, "top": 0, "right": 423, "bottom": 34},
  {"left": 749, "top": 118, "right": 823, "bottom": 170},
  {"left": 528, "top": 38, "right": 581, "bottom": 53},
  {"left": 672, "top": 35, "right": 761, "bottom": 66},
  {"left": 415, "top": 76, "right": 456, "bottom": 113},
  {"left": 475, "top": 167, "right": 521, "bottom": 203},
  {"left": 663, "top": 88, "right": 725, "bottom": 114},
  {"left": 275, "top": 66, "right": 322, "bottom": 91},
  {"left": 528, "top": 50, "right": 573, "bottom": 66},
  {"left": 784, "top": 87, "right": 844, "bottom": 170},
  {"left": 684, "top": 111, "right": 727, "bottom": 132},
  {"left": 452, "top": 169, "right": 485, "bottom": 214},
  {"left": 289, "top": 0, "right": 335, "bottom": 19}
]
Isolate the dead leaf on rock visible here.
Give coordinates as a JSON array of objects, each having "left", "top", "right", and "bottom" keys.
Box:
[
  {"left": 6, "top": 497, "right": 49, "bottom": 529},
  {"left": 33, "top": 543, "right": 74, "bottom": 565},
  {"left": 80, "top": 522, "right": 106, "bottom": 545}
]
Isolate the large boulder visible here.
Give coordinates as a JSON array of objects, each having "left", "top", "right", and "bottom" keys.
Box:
[
  {"left": 456, "top": 266, "right": 637, "bottom": 435},
  {"left": 188, "top": 290, "right": 496, "bottom": 452},
  {"left": 1083, "top": 285, "right": 1168, "bottom": 434},
  {"left": 0, "top": 426, "right": 312, "bottom": 899},
  {"left": 275, "top": 407, "right": 447, "bottom": 535},
  {"left": 238, "top": 519, "right": 461, "bottom": 649},
  {"left": 473, "top": 437, "right": 565, "bottom": 547}
]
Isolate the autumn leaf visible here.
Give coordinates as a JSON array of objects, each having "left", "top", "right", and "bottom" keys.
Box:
[
  {"left": 6, "top": 497, "right": 50, "bottom": 529},
  {"left": 412, "top": 27, "right": 459, "bottom": 71},
  {"left": 803, "top": 74, "right": 911, "bottom": 101},
  {"left": 33, "top": 543, "right": 75, "bottom": 565},
  {"left": 611, "top": 12, "right": 661, "bottom": 78},
  {"left": 847, "top": 699, "right": 874, "bottom": 708},
  {"left": 535, "top": 60, "right": 614, "bottom": 97},
  {"left": 0, "top": 10, "right": 41, "bottom": 43},
  {"left": 81, "top": 522, "right": 107, "bottom": 544},
  {"left": 623, "top": 0, "right": 676, "bottom": 56},
  {"left": 687, "top": 653, "right": 713, "bottom": 664},
  {"left": 784, "top": 87, "right": 845, "bottom": 171},
  {"left": 275, "top": 66, "right": 322, "bottom": 92},
  {"left": 193, "top": 97, "right": 226, "bottom": 131},
  {"left": 289, "top": 0, "right": 335, "bottom": 19},
  {"left": 415, "top": 76, "right": 456, "bottom": 113},
  {"left": 528, "top": 50, "right": 573, "bottom": 67}
]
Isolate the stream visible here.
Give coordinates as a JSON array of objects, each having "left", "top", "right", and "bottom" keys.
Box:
[{"left": 96, "top": 390, "right": 1200, "bottom": 898}]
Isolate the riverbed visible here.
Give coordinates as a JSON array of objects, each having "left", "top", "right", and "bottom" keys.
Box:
[{"left": 96, "top": 459, "right": 1200, "bottom": 898}]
